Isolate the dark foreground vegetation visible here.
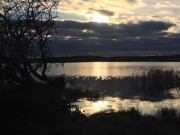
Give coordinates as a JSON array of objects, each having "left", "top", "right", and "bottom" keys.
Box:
[
  {"left": 53, "top": 108, "right": 180, "bottom": 135},
  {"left": 1, "top": 87, "right": 180, "bottom": 135},
  {"left": 1, "top": 75, "right": 180, "bottom": 135}
]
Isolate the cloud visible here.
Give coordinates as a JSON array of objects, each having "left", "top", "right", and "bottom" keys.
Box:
[
  {"left": 50, "top": 20, "right": 180, "bottom": 56},
  {"left": 56, "top": 0, "right": 180, "bottom": 34},
  {"left": 156, "top": 10, "right": 174, "bottom": 16},
  {"left": 155, "top": 1, "right": 180, "bottom": 8},
  {"left": 51, "top": 37, "right": 180, "bottom": 56},
  {"left": 89, "top": 8, "right": 114, "bottom": 16},
  {"left": 126, "top": 0, "right": 137, "bottom": 4},
  {"left": 55, "top": 20, "right": 174, "bottom": 39},
  {"left": 58, "top": 0, "right": 146, "bottom": 23}
]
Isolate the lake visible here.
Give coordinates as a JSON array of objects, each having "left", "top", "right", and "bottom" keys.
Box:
[
  {"left": 48, "top": 62, "right": 180, "bottom": 77},
  {"left": 48, "top": 62, "right": 180, "bottom": 115}
]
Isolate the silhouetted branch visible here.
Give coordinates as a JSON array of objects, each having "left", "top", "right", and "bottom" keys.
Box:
[{"left": 0, "top": 0, "right": 60, "bottom": 86}]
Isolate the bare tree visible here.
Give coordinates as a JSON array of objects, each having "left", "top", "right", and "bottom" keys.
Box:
[{"left": 0, "top": 0, "right": 60, "bottom": 87}]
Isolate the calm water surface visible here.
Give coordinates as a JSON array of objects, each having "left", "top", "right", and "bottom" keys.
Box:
[
  {"left": 48, "top": 62, "right": 180, "bottom": 77},
  {"left": 48, "top": 62, "right": 180, "bottom": 115}
]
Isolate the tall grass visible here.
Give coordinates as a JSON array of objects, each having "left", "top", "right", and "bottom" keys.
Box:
[{"left": 131, "top": 68, "right": 180, "bottom": 91}]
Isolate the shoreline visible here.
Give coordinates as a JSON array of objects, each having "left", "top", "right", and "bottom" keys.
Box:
[
  {"left": 30, "top": 55, "right": 180, "bottom": 63},
  {"left": 1, "top": 55, "right": 180, "bottom": 63}
]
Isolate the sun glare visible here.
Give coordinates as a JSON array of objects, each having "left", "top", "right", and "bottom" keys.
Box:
[
  {"left": 87, "top": 13, "right": 109, "bottom": 23},
  {"left": 94, "top": 101, "right": 108, "bottom": 108}
]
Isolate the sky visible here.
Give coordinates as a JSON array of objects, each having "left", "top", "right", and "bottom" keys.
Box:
[{"left": 51, "top": 0, "right": 180, "bottom": 56}]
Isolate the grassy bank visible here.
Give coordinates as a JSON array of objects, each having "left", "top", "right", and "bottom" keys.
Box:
[{"left": 51, "top": 107, "right": 180, "bottom": 135}]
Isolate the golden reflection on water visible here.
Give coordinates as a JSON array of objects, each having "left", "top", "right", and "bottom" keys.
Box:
[
  {"left": 48, "top": 62, "right": 180, "bottom": 77},
  {"left": 74, "top": 96, "right": 180, "bottom": 115},
  {"left": 91, "top": 62, "right": 108, "bottom": 77}
]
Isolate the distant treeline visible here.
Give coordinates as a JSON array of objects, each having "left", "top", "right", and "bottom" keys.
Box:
[{"left": 1, "top": 55, "right": 180, "bottom": 63}]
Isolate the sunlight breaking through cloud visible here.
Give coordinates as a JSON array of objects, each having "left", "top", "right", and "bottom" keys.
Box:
[
  {"left": 57, "top": 0, "right": 145, "bottom": 23},
  {"left": 50, "top": 0, "right": 180, "bottom": 56},
  {"left": 87, "top": 13, "right": 109, "bottom": 23}
]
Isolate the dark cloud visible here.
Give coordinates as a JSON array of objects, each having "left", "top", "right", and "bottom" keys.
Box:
[
  {"left": 55, "top": 20, "right": 174, "bottom": 39},
  {"left": 89, "top": 8, "right": 114, "bottom": 16},
  {"left": 52, "top": 20, "right": 180, "bottom": 56},
  {"left": 97, "top": 9, "right": 114, "bottom": 16},
  {"left": 126, "top": 0, "right": 137, "bottom": 4}
]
